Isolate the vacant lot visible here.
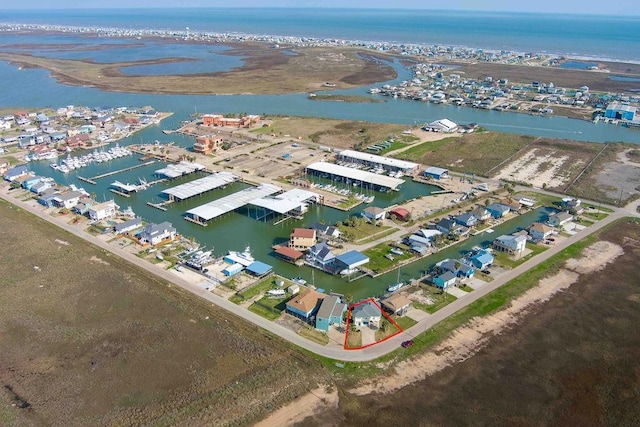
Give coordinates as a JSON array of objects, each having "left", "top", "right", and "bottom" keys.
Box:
[
  {"left": 396, "top": 131, "right": 534, "bottom": 175},
  {"left": 0, "top": 199, "right": 324, "bottom": 426},
  {"left": 328, "top": 219, "right": 640, "bottom": 425},
  {"left": 0, "top": 43, "right": 395, "bottom": 95},
  {"left": 253, "top": 116, "right": 412, "bottom": 150}
]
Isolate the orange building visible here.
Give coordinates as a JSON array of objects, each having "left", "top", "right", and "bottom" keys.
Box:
[
  {"left": 202, "top": 114, "right": 261, "bottom": 128},
  {"left": 193, "top": 135, "right": 223, "bottom": 155}
]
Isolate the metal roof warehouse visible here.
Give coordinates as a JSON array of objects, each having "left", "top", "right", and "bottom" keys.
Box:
[
  {"left": 305, "top": 162, "right": 404, "bottom": 191},
  {"left": 162, "top": 171, "right": 239, "bottom": 201},
  {"left": 337, "top": 149, "right": 420, "bottom": 173}
]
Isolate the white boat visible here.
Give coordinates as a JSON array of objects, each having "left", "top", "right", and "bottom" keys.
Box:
[
  {"left": 387, "top": 282, "right": 404, "bottom": 293},
  {"left": 226, "top": 245, "right": 255, "bottom": 266},
  {"left": 267, "top": 289, "right": 286, "bottom": 297},
  {"left": 340, "top": 268, "right": 358, "bottom": 276}
]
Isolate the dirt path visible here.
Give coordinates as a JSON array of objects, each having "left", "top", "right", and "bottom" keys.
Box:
[{"left": 254, "top": 386, "right": 339, "bottom": 427}]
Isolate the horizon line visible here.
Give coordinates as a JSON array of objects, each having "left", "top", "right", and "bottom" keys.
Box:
[{"left": 1, "top": 7, "right": 638, "bottom": 17}]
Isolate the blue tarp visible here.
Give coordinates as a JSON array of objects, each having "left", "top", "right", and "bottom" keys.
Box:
[{"left": 245, "top": 261, "right": 273, "bottom": 276}]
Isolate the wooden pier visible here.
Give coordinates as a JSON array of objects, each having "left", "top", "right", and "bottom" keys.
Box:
[
  {"left": 78, "top": 176, "right": 97, "bottom": 185},
  {"left": 110, "top": 189, "right": 131, "bottom": 198},
  {"left": 146, "top": 201, "right": 169, "bottom": 211},
  {"left": 89, "top": 160, "right": 156, "bottom": 181}
]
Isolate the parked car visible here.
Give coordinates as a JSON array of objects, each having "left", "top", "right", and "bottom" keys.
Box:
[
  {"left": 401, "top": 340, "right": 414, "bottom": 348},
  {"left": 482, "top": 270, "right": 491, "bottom": 275}
]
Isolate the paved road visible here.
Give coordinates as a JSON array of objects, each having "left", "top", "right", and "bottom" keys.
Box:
[{"left": 1, "top": 188, "right": 636, "bottom": 362}]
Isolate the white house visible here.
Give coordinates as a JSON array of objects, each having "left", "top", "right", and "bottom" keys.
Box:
[
  {"left": 548, "top": 211, "right": 574, "bottom": 228},
  {"left": 362, "top": 206, "right": 386, "bottom": 221},
  {"left": 138, "top": 221, "right": 177, "bottom": 246},
  {"left": 493, "top": 234, "right": 527, "bottom": 254},
  {"left": 351, "top": 300, "right": 382, "bottom": 328},
  {"left": 88, "top": 200, "right": 118, "bottom": 221},
  {"left": 52, "top": 190, "right": 83, "bottom": 209},
  {"left": 529, "top": 222, "right": 554, "bottom": 241},
  {"left": 423, "top": 118, "right": 458, "bottom": 133}
]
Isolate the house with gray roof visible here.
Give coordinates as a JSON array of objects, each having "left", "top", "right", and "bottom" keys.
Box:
[
  {"left": 351, "top": 300, "right": 382, "bottom": 328},
  {"left": 315, "top": 295, "right": 346, "bottom": 332},
  {"left": 138, "top": 221, "right": 177, "bottom": 246}
]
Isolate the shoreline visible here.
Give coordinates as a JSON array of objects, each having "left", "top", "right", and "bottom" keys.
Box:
[{"left": 2, "top": 22, "right": 639, "bottom": 66}]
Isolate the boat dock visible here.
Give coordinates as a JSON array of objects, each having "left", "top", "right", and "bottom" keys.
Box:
[
  {"left": 146, "top": 201, "right": 169, "bottom": 211},
  {"left": 78, "top": 160, "right": 156, "bottom": 185}
]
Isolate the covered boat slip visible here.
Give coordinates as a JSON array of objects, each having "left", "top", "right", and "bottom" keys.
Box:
[
  {"left": 305, "top": 162, "right": 404, "bottom": 191},
  {"left": 154, "top": 161, "right": 206, "bottom": 179},
  {"left": 162, "top": 171, "right": 240, "bottom": 202},
  {"left": 336, "top": 149, "right": 419, "bottom": 173},
  {"left": 184, "top": 185, "right": 322, "bottom": 225},
  {"left": 185, "top": 183, "right": 282, "bottom": 225}
]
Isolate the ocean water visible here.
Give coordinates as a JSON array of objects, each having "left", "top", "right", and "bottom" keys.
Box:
[{"left": 2, "top": 8, "right": 639, "bottom": 63}]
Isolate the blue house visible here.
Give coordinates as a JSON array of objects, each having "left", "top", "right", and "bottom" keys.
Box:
[
  {"left": 3, "top": 165, "right": 29, "bottom": 182},
  {"left": 21, "top": 175, "right": 43, "bottom": 191},
  {"left": 486, "top": 203, "right": 511, "bottom": 219},
  {"left": 438, "top": 258, "right": 475, "bottom": 279},
  {"left": 315, "top": 295, "right": 346, "bottom": 332},
  {"left": 469, "top": 250, "right": 494, "bottom": 270},
  {"left": 38, "top": 188, "right": 59, "bottom": 207},
  {"left": 455, "top": 212, "right": 478, "bottom": 227},
  {"left": 433, "top": 271, "right": 457, "bottom": 289},
  {"left": 30, "top": 180, "right": 52, "bottom": 194},
  {"left": 308, "top": 242, "right": 336, "bottom": 270}
]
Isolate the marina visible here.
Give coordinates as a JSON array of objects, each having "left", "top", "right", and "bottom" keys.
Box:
[{"left": 161, "top": 171, "right": 240, "bottom": 202}]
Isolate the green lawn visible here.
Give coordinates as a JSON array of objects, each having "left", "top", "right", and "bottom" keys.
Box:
[
  {"left": 394, "top": 316, "right": 418, "bottom": 330},
  {"left": 363, "top": 243, "right": 415, "bottom": 273},
  {"left": 346, "top": 330, "right": 362, "bottom": 348},
  {"left": 298, "top": 325, "right": 330, "bottom": 345},
  {"left": 233, "top": 276, "right": 280, "bottom": 301},
  {"left": 494, "top": 243, "right": 548, "bottom": 269},
  {"left": 338, "top": 221, "right": 395, "bottom": 242},
  {"left": 248, "top": 302, "right": 282, "bottom": 321},
  {"left": 458, "top": 284, "right": 474, "bottom": 292}
]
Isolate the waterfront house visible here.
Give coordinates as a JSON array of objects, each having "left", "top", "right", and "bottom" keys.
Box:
[
  {"left": 388, "top": 207, "right": 411, "bottom": 221},
  {"left": 407, "top": 234, "right": 432, "bottom": 249},
  {"left": 308, "top": 242, "right": 336, "bottom": 270},
  {"left": 114, "top": 217, "right": 143, "bottom": 234},
  {"left": 315, "top": 295, "right": 347, "bottom": 332},
  {"left": 289, "top": 228, "right": 317, "bottom": 251},
  {"left": 468, "top": 250, "right": 494, "bottom": 270},
  {"left": 309, "top": 223, "right": 342, "bottom": 241},
  {"left": 486, "top": 203, "right": 511, "bottom": 219},
  {"left": 381, "top": 293, "right": 412, "bottom": 316},
  {"left": 21, "top": 175, "right": 43, "bottom": 191},
  {"left": 30, "top": 180, "right": 52, "bottom": 195},
  {"left": 138, "top": 221, "right": 177, "bottom": 246},
  {"left": 285, "top": 288, "right": 323, "bottom": 322},
  {"left": 438, "top": 259, "right": 475, "bottom": 279},
  {"left": 38, "top": 188, "right": 59, "bottom": 208},
  {"left": 548, "top": 211, "right": 574, "bottom": 228},
  {"left": 423, "top": 166, "right": 449, "bottom": 180},
  {"left": 561, "top": 197, "right": 583, "bottom": 215},
  {"left": 3, "top": 165, "right": 29, "bottom": 182},
  {"left": 454, "top": 212, "right": 478, "bottom": 228},
  {"left": 493, "top": 234, "right": 527, "bottom": 255},
  {"left": 471, "top": 207, "right": 492, "bottom": 221},
  {"left": 416, "top": 229, "right": 443, "bottom": 241},
  {"left": 52, "top": 190, "right": 83, "bottom": 210},
  {"left": 435, "top": 218, "right": 463, "bottom": 235},
  {"left": 362, "top": 206, "right": 386, "bottom": 221},
  {"left": 433, "top": 271, "right": 457, "bottom": 289},
  {"left": 273, "top": 246, "right": 304, "bottom": 264},
  {"left": 351, "top": 300, "right": 381, "bottom": 328},
  {"left": 529, "top": 222, "right": 554, "bottom": 242},
  {"left": 88, "top": 200, "right": 118, "bottom": 221}
]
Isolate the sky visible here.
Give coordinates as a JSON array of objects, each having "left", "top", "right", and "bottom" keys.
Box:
[{"left": 1, "top": 0, "right": 634, "bottom": 16}]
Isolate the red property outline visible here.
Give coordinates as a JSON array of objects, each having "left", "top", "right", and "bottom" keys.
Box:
[{"left": 344, "top": 298, "right": 403, "bottom": 350}]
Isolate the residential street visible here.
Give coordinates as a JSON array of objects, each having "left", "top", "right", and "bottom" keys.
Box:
[{"left": 1, "top": 187, "right": 637, "bottom": 362}]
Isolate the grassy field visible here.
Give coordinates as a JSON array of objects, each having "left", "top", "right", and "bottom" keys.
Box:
[
  {"left": 363, "top": 242, "right": 415, "bottom": 273},
  {"left": 0, "top": 199, "right": 324, "bottom": 426},
  {"left": 332, "top": 218, "right": 640, "bottom": 425},
  {"left": 396, "top": 132, "right": 534, "bottom": 176},
  {"left": 253, "top": 116, "right": 412, "bottom": 151},
  {"left": 0, "top": 45, "right": 396, "bottom": 95}
]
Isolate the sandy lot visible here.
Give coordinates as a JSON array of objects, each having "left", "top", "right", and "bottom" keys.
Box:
[{"left": 494, "top": 148, "right": 578, "bottom": 188}]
